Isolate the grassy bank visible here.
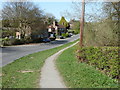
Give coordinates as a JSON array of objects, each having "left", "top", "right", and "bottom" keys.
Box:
[
  {"left": 78, "top": 46, "right": 119, "bottom": 81},
  {"left": 2, "top": 39, "right": 78, "bottom": 88},
  {"left": 56, "top": 44, "right": 118, "bottom": 88}
]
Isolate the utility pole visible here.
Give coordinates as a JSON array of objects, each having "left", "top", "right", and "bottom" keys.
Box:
[{"left": 80, "top": 0, "right": 85, "bottom": 47}]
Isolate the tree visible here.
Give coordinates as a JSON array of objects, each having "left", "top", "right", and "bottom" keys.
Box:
[
  {"left": 44, "top": 13, "right": 57, "bottom": 25},
  {"left": 2, "top": 1, "right": 47, "bottom": 39},
  {"left": 64, "top": 1, "right": 119, "bottom": 46},
  {"left": 102, "top": 2, "right": 120, "bottom": 21},
  {"left": 72, "top": 20, "right": 80, "bottom": 33}
]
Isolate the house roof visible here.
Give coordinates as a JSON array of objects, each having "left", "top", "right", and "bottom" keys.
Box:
[
  {"left": 48, "top": 24, "right": 65, "bottom": 29},
  {"left": 47, "top": 25, "right": 54, "bottom": 29},
  {"left": 57, "top": 24, "right": 65, "bottom": 28},
  {"left": 69, "top": 19, "right": 75, "bottom": 24},
  {"left": 69, "top": 19, "right": 79, "bottom": 24}
]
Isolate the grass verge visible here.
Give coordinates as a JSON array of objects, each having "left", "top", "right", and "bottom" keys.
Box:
[
  {"left": 56, "top": 44, "right": 118, "bottom": 88},
  {"left": 2, "top": 39, "right": 78, "bottom": 88}
]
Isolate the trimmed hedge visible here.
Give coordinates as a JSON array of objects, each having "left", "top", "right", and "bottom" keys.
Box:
[{"left": 77, "top": 46, "right": 119, "bottom": 81}]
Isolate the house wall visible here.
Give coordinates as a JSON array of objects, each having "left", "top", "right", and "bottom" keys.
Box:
[{"left": 16, "top": 32, "right": 21, "bottom": 39}]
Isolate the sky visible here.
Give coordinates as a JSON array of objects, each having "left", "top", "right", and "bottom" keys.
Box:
[
  {"left": 34, "top": 2, "right": 73, "bottom": 21},
  {"left": 0, "top": 1, "right": 73, "bottom": 21},
  {"left": 34, "top": 2, "right": 103, "bottom": 22},
  {"left": 0, "top": 0, "right": 105, "bottom": 22}
]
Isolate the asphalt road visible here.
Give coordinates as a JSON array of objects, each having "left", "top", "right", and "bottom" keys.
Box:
[{"left": 1, "top": 34, "right": 79, "bottom": 67}]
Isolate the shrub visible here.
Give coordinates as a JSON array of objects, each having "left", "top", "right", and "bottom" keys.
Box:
[
  {"left": 32, "top": 38, "right": 43, "bottom": 43},
  {"left": 74, "top": 30, "right": 79, "bottom": 34},
  {"left": 61, "top": 33, "right": 66, "bottom": 38},
  {"left": 61, "top": 33, "right": 70, "bottom": 38},
  {"left": 24, "top": 37, "right": 33, "bottom": 44},
  {"left": 78, "top": 46, "right": 119, "bottom": 81},
  {"left": 12, "top": 39, "right": 25, "bottom": 45},
  {"left": 65, "top": 32, "right": 69, "bottom": 37},
  {"left": 83, "top": 20, "right": 119, "bottom": 46},
  {"left": 2, "top": 38, "right": 11, "bottom": 46}
]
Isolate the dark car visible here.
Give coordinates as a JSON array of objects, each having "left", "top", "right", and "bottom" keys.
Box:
[
  {"left": 42, "top": 38, "right": 51, "bottom": 42},
  {"left": 59, "top": 36, "right": 64, "bottom": 39}
]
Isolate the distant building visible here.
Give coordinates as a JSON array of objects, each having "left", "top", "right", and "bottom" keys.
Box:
[
  {"left": 16, "top": 24, "right": 31, "bottom": 39},
  {"left": 47, "top": 17, "right": 69, "bottom": 38},
  {"left": 16, "top": 31, "right": 21, "bottom": 39},
  {"left": 48, "top": 21, "right": 67, "bottom": 38}
]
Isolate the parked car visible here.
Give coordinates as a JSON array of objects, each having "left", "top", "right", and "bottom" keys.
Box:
[
  {"left": 42, "top": 38, "right": 51, "bottom": 42},
  {"left": 59, "top": 36, "right": 64, "bottom": 39},
  {"left": 69, "top": 33, "right": 73, "bottom": 37}
]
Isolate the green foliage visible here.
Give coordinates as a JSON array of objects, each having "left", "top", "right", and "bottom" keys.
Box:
[
  {"left": 65, "top": 32, "right": 69, "bottom": 37},
  {"left": 46, "top": 17, "right": 57, "bottom": 25},
  {"left": 12, "top": 39, "right": 26, "bottom": 45},
  {"left": 2, "top": 19, "right": 19, "bottom": 28},
  {"left": 83, "top": 20, "right": 119, "bottom": 46},
  {"left": 59, "top": 16, "right": 68, "bottom": 27},
  {"left": 2, "top": 2, "right": 48, "bottom": 39},
  {"left": 61, "top": 32, "right": 69, "bottom": 38},
  {"left": 2, "top": 37, "right": 33, "bottom": 46},
  {"left": 2, "top": 38, "right": 11, "bottom": 46},
  {"left": 2, "top": 30, "right": 16, "bottom": 38},
  {"left": 78, "top": 46, "right": 119, "bottom": 81},
  {"left": 72, "top": 21, "right": 80, "bottom": 34},
  {"left": 61, "top": 33, "right": 66, "bottom": 38},
  {"left": 56, "top": 45, "right": 118, "bottom": 88},
  {"left": 2, "top": 20, "right": 11, "bottom": 27},
  {"left": 74, "top": 30, "right": 79, "bottom": 34},
  {"left": 83, "top": 2, "right": 119, "bottom": 47}
]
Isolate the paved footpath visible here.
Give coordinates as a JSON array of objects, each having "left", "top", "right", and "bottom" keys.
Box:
[{"left": 39, "top": 41, "right": 79, "bottom": 88}]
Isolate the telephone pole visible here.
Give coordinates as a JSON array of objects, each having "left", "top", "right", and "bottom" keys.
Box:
[{"left": 80, "top": 0, "right": 85, "bottom": 47}]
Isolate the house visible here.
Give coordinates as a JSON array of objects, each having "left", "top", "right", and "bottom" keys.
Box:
[
  {"left": 16, "top": 31, "right": 21, "bottom": 39},
  {"left": 47, "top": 17, "right": 69, "bottom": 39},
  {"left": 48, "top": 21, "right": 67, "bottom": 38},
  {"left": 16, "top": 24, "right": 31, "bottom": 39},
  {"left": 16, "top": 24, "right": 48, "bottom": 40}
]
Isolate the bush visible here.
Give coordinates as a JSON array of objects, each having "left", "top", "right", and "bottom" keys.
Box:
[
  {"left": 12, "top": 39, "right": 25, "bottom": 45},
  {"left": 24, "top": 37, "right": 33, "bottom": 44},
  {"left": 61, "top": 33, "right": 69, "bottom": 38},
  {"left": 83, "top": 20, "right": 119, "bottom": 46},
  {"left": 78, "top": 46, "right": 119, "bottom": 81},
  {"left": 2, "top": 37, "right": 46, "bottom": 46},
  {"left": 2, "top": 38, "right": 11, "bottom": 46},
  {"left": 65, "top": 32, "right": 69, "bottom": 37},
  {"left": 61, "top": 33, "right": 66, "bottom": 38},
  {"left": 74, "top": 30, "right": 79, "bottom": 34},
  {"left": 31, "top": 38, "right": 43, "bottom": 43}
]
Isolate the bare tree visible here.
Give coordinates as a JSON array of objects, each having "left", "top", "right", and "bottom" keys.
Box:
[{"left": 2, "top": 1, "right": 47, "bottom": 39}]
